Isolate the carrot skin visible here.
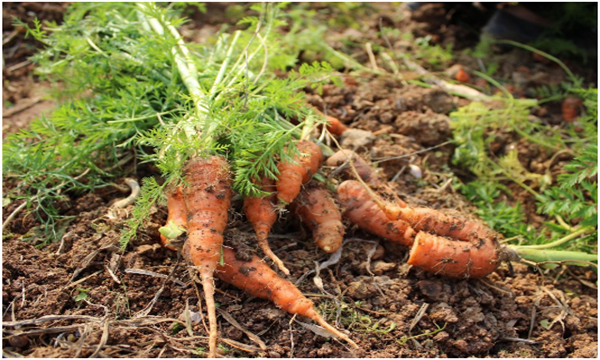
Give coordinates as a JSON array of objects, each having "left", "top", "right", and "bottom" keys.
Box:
[
  {"left": 244, "top": 177, "right": 290, "bottom": 275},
  {"left": 456, "top": 68, "right": 471, "bottom": 83},
  {"left": 160, "top": 186, "right": 187, "bottom": 251},
  {"left": 407, "top": 232, "right": 500, "bottom": 278},
  {"left": 292, "top": 187, "right": 345, "bottom": 253},
  {"left": 337, "top": 180, "right": 415, "bottom": 246},
  {"left": 325, "top": 115, "right": 348, "bottom": 135},
  {"left": 392, "top": 207, "right": 497, "bottom": 243},
  {"left": 180, "top": 155, "right": 232, "bottom": 358},
  {"left": 313, "top": 107, "right": 348, "bottom": 135},
  {"left": 276, "top": 140, "right": 323, "bottom": 204},
  {"left": 217, "top": 247, "right": 358, "bottom": 348}
]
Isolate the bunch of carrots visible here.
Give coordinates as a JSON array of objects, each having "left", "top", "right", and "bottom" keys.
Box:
[
  {"left": 158, "top": 107, "right": 514, "bottom": 355},
  {"left": 159, "top": 136, "right": 357, "bottom": 357},
  {"left": 16, "top": 3, "right": 594, "bottom": 358}
]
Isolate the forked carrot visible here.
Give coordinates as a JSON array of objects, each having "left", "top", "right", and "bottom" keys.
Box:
[
  {"left": 276, "top": 140, "right": 323, "bottom": 204},
  {"left": 292, "top": 187, "right": 345, "bottom": 253},
  {"left": 244, "top": 176, "right": 290, "bottom": 275},
  {"left": 338, "top": 180, "right": 501, "bottom": 278},
  {"left": 180, "top": 155, "right": 232, "bottom": 358},
  {"left": 217, "top": 246, "right": 359, "bottom": 348},
  {"left": 160, "top": 186, "right": 187, "bottom": 251},
  {"left": 337, "top": 180, "right": 415, "bottom": 246},
  {"left": 407, "top": 231, "right": 501, "bottom": 278}
]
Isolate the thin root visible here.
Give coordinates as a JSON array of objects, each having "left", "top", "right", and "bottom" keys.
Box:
[{"left": 112, "top": 178, "right": 141, "bottom": 208}]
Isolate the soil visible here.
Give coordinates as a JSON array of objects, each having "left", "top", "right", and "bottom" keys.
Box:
[{"left": 2, "top": 3, "right": 597, "bottom": 358}]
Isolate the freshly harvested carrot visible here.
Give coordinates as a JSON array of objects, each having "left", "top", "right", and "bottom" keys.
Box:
[
  {"left": 217, "top": 247, "right": 358, "bottom": 348},
  {"left": 407, "top": 231, "right": 501, "bottom": 278},
  {"left": 456, "top": 67, "right": 471, "bottom": 83},
  {"left": 562, "top": 96, "right": 582, "bottom": 122},
  {"left": 325, "top": 115, "right": 348, "bottom": 136},
  {"left": 276, "top": 140, "right": 323, "bottom": 204},
  {"left": 339, "top": 180, "right": 502, "bottom": 278},
  {"left": 337, "top": 180, "right": 415, "bottom": 246},
  {"left": 313, "top": 108, "right": 348, "bottom": 136},
  {"left": 244, "top": 176, "right": 290, "bottom": 275},
  {"left": 326, "top": 149, "right": 383, "bottom": 186},
  {"left": 160, "top": 186, "right": 187, "bottom": 251},
  {"left": 292, "top": 187, "right": 345, "bottom": 253},
  {"left": 378, "top": 204, "right": 498, "bottom": 243},
  {"left": 180, "top": 155, "right": 232, "bottom": 358}
]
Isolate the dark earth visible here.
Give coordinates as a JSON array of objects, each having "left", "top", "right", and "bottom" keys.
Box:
[{"left": 2, "top": 3, "right": 598, "bottom": 358}]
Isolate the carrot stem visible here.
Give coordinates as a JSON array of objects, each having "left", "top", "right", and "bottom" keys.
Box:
[
  {"left": 514, "top": 227, "right": 595, "bottom": 250},
  {"left": 510, "top": 247, "right": 598, "bottom": 265}
]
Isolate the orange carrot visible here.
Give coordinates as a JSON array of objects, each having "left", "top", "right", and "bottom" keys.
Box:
[
  {"left": 313, "top": 108, "right": 348, "bottom": 135},
  {"left": 160, "top": 186, "right": 187, "bottom": 251},
  {"left": 407, "top": 231, "right": 501, "bottom": 278},
  {"left": 325, "top": 115, "right": 348, "bottom": 136},
  {"left": 217, "top": 247, "right": 358, "bottom": 348},
  {"left": 562, "top": 96, "right": 582, "bottom": 122},
  {"left": 337, "top": 180, "right": 415, "bottom": 246},
  {"left": 456, "top": 68, "right": 471, "bottom": 83},
  {"left": 378, "top": 204, "right": 498, "bottom": 243},
  {"left": 276, "top": 140, "right": 323, "bottom": 204},
  {"left": 292, "top": 187, "right": 345, "bottom": 253},
  {"left": 339, "top": 180, "right": 501, "bottom": 278},
  {"left": 180, "top": 155, "right": 232, "bottom": 358},
  {"left": 244, "top": 176, "right": 290, "bottom": 275},
  {"left": 326, "top": 149, "right": 383, "bottom": 186}
]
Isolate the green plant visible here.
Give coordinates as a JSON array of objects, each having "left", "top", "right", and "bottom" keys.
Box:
[
  {"left": 450, "top": 53, "right": 597, "bottom": 262},
  {"left": 74, "top": 287, "right": 90, "bottom": 302},
  {"left": 4, "top": 3, "right": 337, "bottom": 248}
]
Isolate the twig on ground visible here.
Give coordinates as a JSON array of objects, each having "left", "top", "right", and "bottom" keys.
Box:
[
  {"left": 90, "top": 319, "right": 110, "bottom": 358},
  {"left": 135, "top": 259, "right": 180, "bottom": 317},
  {"left": 218, "top": 308, "right": 267, "bottom": 350},
  {"left": 501, "top": 337, "right": 538, "bottom": 344},
  {"left": 2, "top": 97, "right": 42, "bottom": 118},
  {"left": 365, "top": 43, "right": 379, "bottom": 71},
  {"left": 125, "top": 268, "right": 187, "bottom": 287}
]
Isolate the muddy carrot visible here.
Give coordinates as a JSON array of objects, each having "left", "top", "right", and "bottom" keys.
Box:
[
  {"left": 379, "top": 205, "right": 497, "bottom": 243},
  {"left": 407, "top": 231, "right": 501, "bottom": 278},
  {"left": 292, "top": 187, "right": 345, "bottom": 253},
  {"left": 244, "top": 176, "right": 290, "bottom": 275},
  {"left": 217, "top": 247, "right": 358, "bottom": 348},
  {"left": 337, "top": 180, "right": 415, "bottom": 246},
  {"left": 180, "top": 155, "right": 232, "bottom": 358},
  {"left": 276, "top": 140, "right": 323, "bottom": 204}
]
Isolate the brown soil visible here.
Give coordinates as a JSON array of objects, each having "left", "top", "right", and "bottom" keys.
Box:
[{"left": 3, "top": 3, "right": 597, "bottom": 358}]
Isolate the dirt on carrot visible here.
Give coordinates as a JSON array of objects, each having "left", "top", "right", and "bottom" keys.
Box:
[
  {"left": 2, "top": 2, "right": 597, "bottom": 359},
  {"left": 180, "top": 155, "right": 232, "bottom": 358},
  {"left": 276, "top": 140, "right": 323, "bottom": 205},
  {"left": 243, "top": 176, "right": 290, "bottom": 275},
  {"left": 291, "top": 186, "right": 345, "bottom": 253}
]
